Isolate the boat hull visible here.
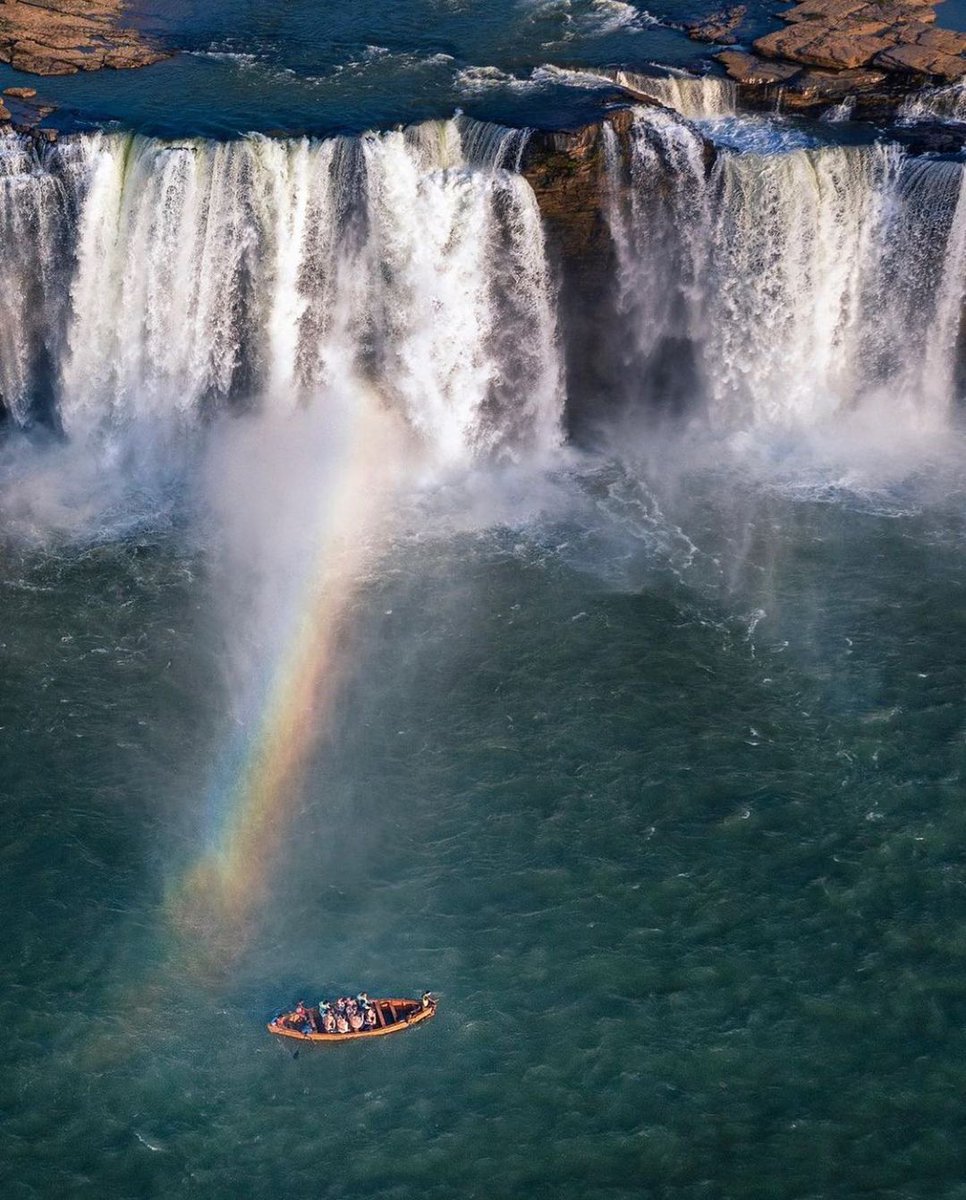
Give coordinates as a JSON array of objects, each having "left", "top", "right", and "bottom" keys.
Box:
[{"left": 267, "top": 998, "right": 435, "bottom": 1043}]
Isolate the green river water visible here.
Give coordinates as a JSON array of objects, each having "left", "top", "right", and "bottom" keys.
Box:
[{"left": 2, "top": 432, "right": 965, "bottom": 1199}]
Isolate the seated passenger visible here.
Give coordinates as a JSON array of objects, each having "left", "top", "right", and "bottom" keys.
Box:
[
  {"left": 335, "top": 1012, "right": 350, "bottom": 1034},
  {"left": 349, "top": 1009, "right": 364, "bottom": 1032},
  {"left": 364, "top": 1006, "right": 377, "bottom": 1029},
  {"left": 322, "top": 1008, "right": 337, "bottom": 1034},
  {"left": 292, "top": 1000, "right": 312, "bottom": 1034}
]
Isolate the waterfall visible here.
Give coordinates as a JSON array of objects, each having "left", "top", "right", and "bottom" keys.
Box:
[
  {"left": 612, "top": 70, "right": 737, "bottom": 120},
  {"left": 604, "top": 107, "right": 966, "bottom": 430},
  {"left": 3, "top": 104, "right": 966, "bottom": 460},
  {"left": 0, "top": 122, "right": 562, "bottom": 464},
  {"left": 900, "top": 80, "right": 966, "bottom": 125},
  {"left": 0, "top": 136, "right": 81, "bottom": 425}
]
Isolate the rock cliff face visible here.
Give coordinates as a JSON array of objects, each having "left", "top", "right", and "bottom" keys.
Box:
[
  {"left": 520, "top": 114, "right": 625, "bottom": 423},
  {"left": 521, "top": 107, "right": 717, "bottom": 430},
  {"left": 0, "top": 0, "right": 166, "bottom": 76}
]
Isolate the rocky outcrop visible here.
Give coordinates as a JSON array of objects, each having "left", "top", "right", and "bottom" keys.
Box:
[
  {"left": 520, "top": 107, "right": 716, "bottom": 429},
  {"left": 717, "top": 0, "right": 966, "bottom": 110},
  {"left": 0, "top": 81, "right": 55, "bottom": 131},
  {"left": 0, "top": 0, "right": 166, "bottom": 76},
  {"left": 716, "top": 49, "right": 801, "bottom": 85},
  {"left": 686, "top": 6, "right": 747, "bottom": 44}
]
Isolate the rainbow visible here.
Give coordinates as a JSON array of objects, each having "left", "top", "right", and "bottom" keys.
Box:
[{"left": 165, "top": 390, "right": 405, "bottom": 955}]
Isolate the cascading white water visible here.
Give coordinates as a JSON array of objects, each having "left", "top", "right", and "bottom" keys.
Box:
[
  {"left": 4, "top": 103, "right": 966, "bottom": 457},
  {"left": 0, "top": 120, "right": 562, "bottom": 465},
  {"left": 900, "top": 80, "right": 966, "bottom": 125},
  {"left": 612, "top": 69, "right": 737, "bottom": 120},
  {"left": 603, "top": 108, "right": 710, "bottom": 367},
  {"left": 0, "top": 137, "right": 82, "bottom": 425},
  {"left": 605, "top": 107, "right": 966, "bottom": 430}
]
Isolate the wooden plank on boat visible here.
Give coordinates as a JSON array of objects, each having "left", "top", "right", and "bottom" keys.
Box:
[{"left": 375, "top": 1002, "right": 386, "bottom": 1028}]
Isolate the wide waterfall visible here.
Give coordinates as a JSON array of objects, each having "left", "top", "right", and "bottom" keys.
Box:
[
  {"left": 604, "top": 107, "right": 966, "bottom": 430},
  {"left": 2, "top": 103, "right": 965, "bottom": 460},
  {"left": 0, "top": 120, "right": 561, "bottom": 464}
]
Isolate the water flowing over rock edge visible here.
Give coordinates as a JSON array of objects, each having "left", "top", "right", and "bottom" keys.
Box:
[{"left": 1, "top": 101, "right": 965, "bottom": 460}]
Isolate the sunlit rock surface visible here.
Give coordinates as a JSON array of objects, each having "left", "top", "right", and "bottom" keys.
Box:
[
  {"left": 0, "top": 0, "right": 166, "bottom": 76},
  {"left": 717, "top": 0, "right": 966, "bottom": 105}
]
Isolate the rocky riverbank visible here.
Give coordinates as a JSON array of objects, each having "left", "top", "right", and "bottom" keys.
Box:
[
  {"left": 0, "top": 0, "right": 165, "bottom": 76},
  {"left": 715, "top": 0, "right": 966, "bottom": 113}
]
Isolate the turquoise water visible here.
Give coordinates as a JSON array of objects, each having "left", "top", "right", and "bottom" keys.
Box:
[{"left": 3, "top": 435, "right": 966, "bottom": 1198}]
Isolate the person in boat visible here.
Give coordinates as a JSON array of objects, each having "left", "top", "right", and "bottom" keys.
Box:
[
  {"left": 348, "top": 1007, "right": 364, "bottom": 1032},
  {"left": 318, "top": 1000, "right": 334, "bottom": 1034},
  {"left": 289, "top": 1001, "right": 313, "bottom": 1034},
  {"left": 335, "top": 1009, "right": 350, "bottom": 1034},
  {"left": 421, "top": 992, "right": 434, "bottom": 1011},
  {"left": 363, "top": 1005, "right": 377, "bottom": 1029}
]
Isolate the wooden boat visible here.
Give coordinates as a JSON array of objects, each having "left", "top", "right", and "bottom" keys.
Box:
[{"left": 267, "top": 996, "right": 436, "bottom": 1043}]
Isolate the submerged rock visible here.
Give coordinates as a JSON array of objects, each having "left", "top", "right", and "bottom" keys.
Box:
[
  {"left": 0, "top": 0, "right": 167, "bottom": 76},
  {"left": 3, "top": 85, "right": 37, "bottom": 98}
]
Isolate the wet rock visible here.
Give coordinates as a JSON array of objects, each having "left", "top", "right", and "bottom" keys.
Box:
[
  {"left": 686, "top": 6, "right": 747, "bottom": 44},
  {"left": 783, "top": 0, "right": 934, "bottom": 21},
  {"left": 0, "top": 98, "right": 9, "bottom": 121},
  {"left": 716, "top": 49, "right": 801, "bottom": 85},
  {"left": 521, "top": 106, "right": 716, "bottom": 425},
  {"left": 754, "top": 24, "right": 894, "bottom": 69},
  {"left": 3, "top": 85, "right": 37, "bottom": 97},
  {"left": 0, "top": 1, "right": 167, "bottom": 76},
  {"left": 749, "top": 0, "right": 966, "bottom": 85},
  {"left": 875, "top": 42, "right": 966, "bottom": 78},
  {"left": 783, "top": 65, "right": 888, "bottom": 105}
]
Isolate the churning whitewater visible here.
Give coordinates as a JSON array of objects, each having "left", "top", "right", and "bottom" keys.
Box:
[
  {"left": 2, "top": 104, "right": 966, "bottom": 456},
  {"left": 603, "top": 108, "right": 966, "bottom": 429},
  {"left": 0, "top": 120, "right": 562, "bottom": 462}
]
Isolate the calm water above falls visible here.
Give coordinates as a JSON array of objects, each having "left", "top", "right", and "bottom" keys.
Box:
[{"left": 2, "top": 31, "right": 966, "bottom": 1200}]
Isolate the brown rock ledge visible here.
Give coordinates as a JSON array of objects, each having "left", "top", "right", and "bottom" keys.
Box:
[
  {"left": 0, "top": 0, "right": 167, "bottom": 76},
  {"left": 686, "top": 6, "right": 747, "bottom": 44},
  {"left": 717, "top": 0, "right": 966, "bottom": 109}
]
